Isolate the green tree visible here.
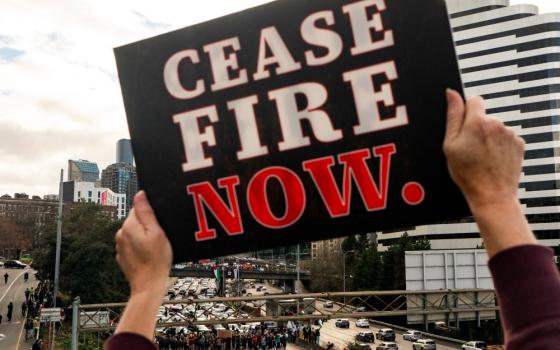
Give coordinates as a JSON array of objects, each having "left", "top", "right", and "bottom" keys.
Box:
[
  {"left": 356, "top": 234, "right": 369, "bottom": 254},
  {"left": 342, "top": 235, "right": 357, "bottom": 252},
  {"left": 378, "top": 233, "right": 431, "bottom": 290},
  {"left": 351, "top": 244, "right": 380, "bottom": 290},
  {"left": 33, "top": 204, "right": 129, "bottom": 304}
]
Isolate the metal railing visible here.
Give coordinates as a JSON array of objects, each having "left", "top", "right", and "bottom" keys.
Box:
[{"left": 73, "top": 289, "right": 497, "bottom": 333}]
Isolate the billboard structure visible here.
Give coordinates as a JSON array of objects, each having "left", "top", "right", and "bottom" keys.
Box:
[{"left": 405, "top": 249, "right": 496, "bottom": 325}]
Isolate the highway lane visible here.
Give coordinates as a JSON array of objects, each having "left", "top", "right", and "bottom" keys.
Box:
[
  {"left": 0, "top": 267, "right": 37, "bottom": 350},
  {"left": 314, "top": 301, "right": 461, "bottom": 350}
]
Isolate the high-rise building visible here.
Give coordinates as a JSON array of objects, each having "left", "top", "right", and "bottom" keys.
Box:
[
  {"left": 377, "top": 0, "right": 560, "bottom": 254},
  {"left": 68, "top": 159, "right": 100, "bottom": 183},
  {"left": 101, "top": 163, "right": 138, "bottom": 212},
  {"left": 116, "top": 139, "right": 134, "bottom": 165}
]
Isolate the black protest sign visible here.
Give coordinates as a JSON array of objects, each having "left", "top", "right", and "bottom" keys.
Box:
[{"left": 115, "top": 0, "right": 469, "bottom": 262}]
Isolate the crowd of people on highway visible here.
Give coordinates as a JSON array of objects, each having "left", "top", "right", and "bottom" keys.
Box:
[
  {"left": 155, "top": 327, "right": 295, "bottom": 350},
  {"left": 155, "top": 324, "right": 322, "bottom": 350}
]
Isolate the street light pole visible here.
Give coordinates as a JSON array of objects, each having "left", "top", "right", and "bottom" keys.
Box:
[
  {"left": 54, "top": 169, "right": 63, "bottom": 307},
  {"left": 51, "top": 169, "right": 64, "bottom": 350},
  {"left": 296, "top": 244, "right": 300, "bottom": 313},
  {"left": 342, "top": 250, "right": 355, "bottom": 305}
]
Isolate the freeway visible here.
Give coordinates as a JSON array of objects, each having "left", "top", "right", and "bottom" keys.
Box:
[
  {"left": 315, "top": 302, "right": 462, "bottom": 350},
  {"left": 0, "top": 267, "right": 37, "bottom": 350}
]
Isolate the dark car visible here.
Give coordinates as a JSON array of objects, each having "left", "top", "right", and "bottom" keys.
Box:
[
  {"left": 335, "top": 319, "right": 350, "bottom": 328},
  {"left": 356, "top": 332, "right": 375, "bottom": 343},
  {"left": 4, "top": 260, "right": 26, "bottom": 269},
  {"left": 376, "top": 329, "right": 396, "bottom": 342}
]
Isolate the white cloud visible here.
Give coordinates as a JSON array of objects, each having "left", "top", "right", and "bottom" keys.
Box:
[{"left": 0, "top": 0, "right": 271, "bottom": 196}]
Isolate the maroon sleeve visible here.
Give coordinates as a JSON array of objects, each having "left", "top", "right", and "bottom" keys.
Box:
[
  {"left": 104, "top": 333, "right": 156, "bottom": 350},
  {"left": 489, "top": 244, "right": 560, "bottom": 349}
]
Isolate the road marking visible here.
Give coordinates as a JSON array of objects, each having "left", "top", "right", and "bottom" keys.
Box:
[
  {"left": 0, "top": 269, "right": 29, "bottom": 304},
  {"left": 16, "top": 311, "right": 26, "bottom": 350},
  {"left": 0, "top": 333, "right": 5, "bottom": 341}
]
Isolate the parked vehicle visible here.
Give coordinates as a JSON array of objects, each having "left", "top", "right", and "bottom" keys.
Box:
[
  {"left": 335, "top": 319, "right": 350, "bottom": 328},
  {"left": 412, "top": 339, "right": 436, "bottom": 350},
  {"left": 4, "top": 260, "right": 26, "bottom": 269},
  {"left": 461, "top": 341, "right": 487, "bottom": 350},
  {"left": 356, "top": 343, "right": 372, "bottom": 350},
  {"left": 355, "top": 318, "right": 370, "bottom": 328},
  {"left": 375, "top": 329, "right": 396, "bottom": 342},
  {"left": 356, "top": 331, "right": 375, "bottom": 343},
  {"left": 376, "top": 342, "right": 398, "bottom": 350},
  {"left": 323, "top": 301, "right": 334, "bottom": 308},
  {"left": 403, "top": 330, "right": 422, "bottom": 341}
]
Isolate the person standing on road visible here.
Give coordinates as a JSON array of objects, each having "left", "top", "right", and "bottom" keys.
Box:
[
  {"left": 7, "top": 302, "right": 13, "bottom": 322},
  {"left": 33, "top": 317, "right": 40, "bottom": 338},
  {"left": 26, "top": 317, "right": 34, "bottom": 339},
  {"left": 3, "top": 272, "right": 8, "bottom": 284},
  {"left": 24, "top": 271, "right": 29, "bottom": 283},
  {"left": 25, "top": 288, "right": 30, "bottom": 302},
  {"left": 32, "top": 337, "right": 43, "bottom": 350},
  {"left": 21, "top": 301, "right": 27, "bottom": 317}
]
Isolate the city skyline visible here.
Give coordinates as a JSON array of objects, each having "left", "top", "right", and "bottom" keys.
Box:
[{"left": 0, "top": 0, "right": 558, "bottom": 197}]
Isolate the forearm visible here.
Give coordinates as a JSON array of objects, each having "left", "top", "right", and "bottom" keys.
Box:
[
  {"left": 469, "top": 197, "right": 537, "bottom": 258},
  {"left": 115, "top": 290, "right": 163, "bottom": 340}
]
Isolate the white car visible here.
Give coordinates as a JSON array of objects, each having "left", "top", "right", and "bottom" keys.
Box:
[
  {"left": 376, "top": 342, "right": 398, "bottom": 350},
  {"left": 461, "top": 341, "right": 487, "bottom": 350},
  {"left": 403, "top": 330, "right": 422, "bottom": 341},
  {"left": 355, "top": 318, "right": 370, "bottom": 328},
  {"left": 412, "top": 339, "right": 436, "bottom": 350}
]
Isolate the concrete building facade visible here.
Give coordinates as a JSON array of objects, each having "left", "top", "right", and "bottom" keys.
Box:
[
  {"left": 377, "top": 0, "right": 560, "bottom": 253},
  {"left": 62, "top": 181, "right": 127, "bottom": 219},
  {"left": 311, "top": 237, "right": 344, "bottom": 261}
]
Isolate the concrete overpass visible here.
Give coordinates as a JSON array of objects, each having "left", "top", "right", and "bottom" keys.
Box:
[{"left": 170, "top": 267, "right": 311, "bottom": 281}]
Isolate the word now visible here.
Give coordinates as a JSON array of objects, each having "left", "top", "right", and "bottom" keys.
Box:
[{"left": 186, "top": 143, "right": 424, "bottom": 242}]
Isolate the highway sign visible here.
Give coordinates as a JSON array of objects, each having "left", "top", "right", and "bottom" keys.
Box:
[
  {"left": 40, "top": 307, "right": 61, "bottom": 323},
  {"left": 80, "top": 311, "right": 110, "bottom": 329}
]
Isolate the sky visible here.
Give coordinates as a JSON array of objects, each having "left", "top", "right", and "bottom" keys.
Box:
[{"left": 0, "top": 0, "right": 559, "bottom": 197}]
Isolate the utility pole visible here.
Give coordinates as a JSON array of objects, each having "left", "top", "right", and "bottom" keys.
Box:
[
  {"left": 54, "top": 169, "right": 63, "bottom": 306},
  {"left": 296, "top": 244, "right": 300, "bottom": 314},
  {"left": 51, "top": 169, "right": 64, "bottom": 350}
]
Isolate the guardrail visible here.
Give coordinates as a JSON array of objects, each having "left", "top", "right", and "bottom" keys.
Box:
[{"left": 367, "top": 319, "right": 466, "bottom": 345}]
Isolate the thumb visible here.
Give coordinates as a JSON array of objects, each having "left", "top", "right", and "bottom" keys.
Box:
[
  {"left": 445, "top": 89, "right": 466, "bottom": 141},
  {"left": 133, "top": 191, "right": 161, "bottom": 232}
]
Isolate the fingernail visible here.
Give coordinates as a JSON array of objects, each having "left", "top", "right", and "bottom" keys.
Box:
[{"left": 134, "top": 191, "right": 147, "bottom": 208}]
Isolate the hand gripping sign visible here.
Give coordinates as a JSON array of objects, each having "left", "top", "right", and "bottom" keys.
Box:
[{"left": 115, "top": 0, "right": 469, "bottom": 262}]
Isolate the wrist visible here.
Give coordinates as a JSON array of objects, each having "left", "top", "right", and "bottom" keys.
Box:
[
  {"left": 468, "top": 196, "right": 537, "bottom": 257},
  {"left": 130, "top": 278, "right": 167, "bottom": 300},
  {"left": 467, "top": 195, "right": 520, "bottom": 218}
]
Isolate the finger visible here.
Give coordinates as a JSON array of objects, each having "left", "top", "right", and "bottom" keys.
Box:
[
  {"left": 464, "top": 95, "right": 486, "bottom": 123},
  {"left": 445, "top": 89, "right": 466, "bottom": 141},
  {"left": 134, "top": 191, "right": 162, "bottom": 233},
  {"left": 122, "top": 208, "right": 143, "bottom": 235}
]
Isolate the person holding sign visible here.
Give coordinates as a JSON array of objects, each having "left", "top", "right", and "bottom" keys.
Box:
[{"left": 105, "top": 91, "right": 560, "bottom": 350}]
